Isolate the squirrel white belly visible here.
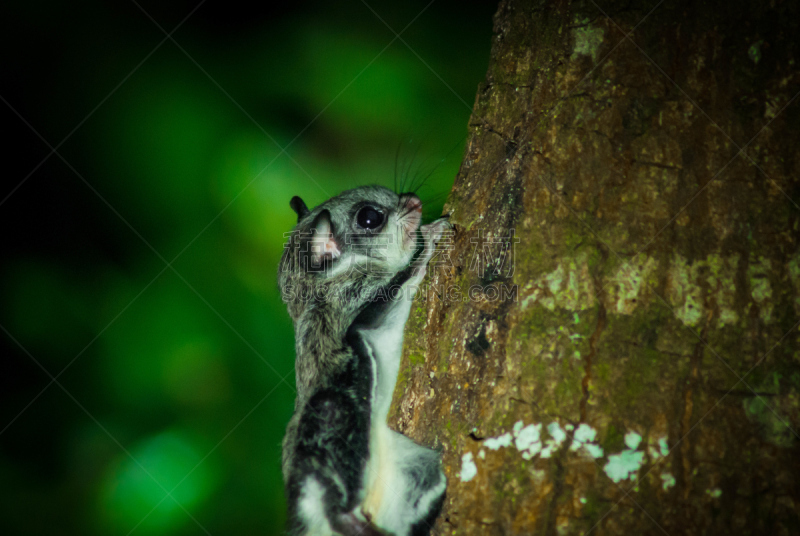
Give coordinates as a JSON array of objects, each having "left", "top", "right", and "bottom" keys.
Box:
[{"left": 278, "top": 185, "right": 449, "bottom": 536}]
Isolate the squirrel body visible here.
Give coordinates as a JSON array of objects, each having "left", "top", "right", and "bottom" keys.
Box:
[{"left": 278, "top": 185, "right": 448, "bottom": 536}]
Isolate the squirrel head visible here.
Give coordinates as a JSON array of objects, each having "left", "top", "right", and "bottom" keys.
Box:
[{"left": 279, "top": 185, "right": 423, "bottom": 316}]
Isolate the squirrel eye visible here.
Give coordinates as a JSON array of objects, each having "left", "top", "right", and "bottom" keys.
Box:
[{"left": 356, "top": 206, "right": 384, "bottom": 230}]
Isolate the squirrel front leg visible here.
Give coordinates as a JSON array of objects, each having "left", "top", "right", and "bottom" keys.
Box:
[
  {"left": 358, "top": 218, "right": 450, "bottom": 534},
  {"left": 406, "top": 217, "right": 451, "bottom": 290}
]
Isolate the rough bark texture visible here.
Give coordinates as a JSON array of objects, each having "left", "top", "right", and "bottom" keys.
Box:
[{"left": 390, "top": 0, "right": 800, "bottom": 534}]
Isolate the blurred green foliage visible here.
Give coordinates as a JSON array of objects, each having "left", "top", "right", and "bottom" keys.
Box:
[{"left": 0, "top": 1, "right": 494, "bottom": 534}]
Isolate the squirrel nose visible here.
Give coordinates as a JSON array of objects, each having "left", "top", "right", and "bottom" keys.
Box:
[{"left": 399, "top": 193, "right": 422, "bottom": 213}]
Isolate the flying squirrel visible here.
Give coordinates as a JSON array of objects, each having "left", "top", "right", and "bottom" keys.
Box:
[{"left": 278, "top": 185, "right": 449, "bottom": 536}]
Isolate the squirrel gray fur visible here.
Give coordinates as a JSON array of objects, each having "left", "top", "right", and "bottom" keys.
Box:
[{"left": 278, "top": 185, "right": 448, "bottom": 536}]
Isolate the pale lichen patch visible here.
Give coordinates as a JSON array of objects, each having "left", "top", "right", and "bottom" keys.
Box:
[
  {"left": 748, "top": 257, "right": 773, "bottom": 323},
  {"left": 513, "top": 420, "right": 524, "bottom": 436},
  {"left": 484, "top": 432, "right": 513, "bottom": 450},
  {"left": 460, "top": 452, "right": 478, "bottom": 482},
  {"left": 608, "top": 255, "right": 658, "bottom": 315},
  {"left": 571, "top": 22, "right": 605, "bottom": 63},
  {"left": 666, "top": 254, "right": 704, "bottom": 326},
  {"left": 546, "top": 264, "right": 565, "bottom": 296},
  {"left": 706, "top": 253, "right": 739, "bottom": 327},
  {"left": 570, "top": 423, "right": 604, "bottom": 458},
  {"left": 648, "top": 436, "right": 670, "bottom": 460},
  {"left": 515, "top": 422, "right": 543, "bottom": 460},
  {"left": 541, "top": 422, "right": 568, "bottom": 458},
  {"left": 604, "top": 431, "right": 645, "bottom": 482},
  {"left": 519, "top": 255, "right": 596, "bottom": 311},
  {"left": 624, "top": 431, "right": 642, "bottom": 450}
]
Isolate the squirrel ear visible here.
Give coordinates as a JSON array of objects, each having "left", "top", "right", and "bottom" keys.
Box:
[
  {"left": 290, "top": 196, "right": 310, "bottom": 222},
  {"left": 310, "top": 210, "right": 341, "bottom": 263}
]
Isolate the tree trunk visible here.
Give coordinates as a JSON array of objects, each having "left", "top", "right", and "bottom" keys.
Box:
[{"left": 391, "top": 0, "right": 800, "bottom": 534}]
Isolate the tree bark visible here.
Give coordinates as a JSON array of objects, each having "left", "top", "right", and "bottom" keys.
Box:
[{"left": 391, "top": 0, "right": 800, "bottom": 534}]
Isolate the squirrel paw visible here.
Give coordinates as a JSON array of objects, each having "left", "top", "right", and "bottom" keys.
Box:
[
  {"left": 408, "top": 218, "right": 452, "bottom": 285},
  {"left": 420, "top": 217, "right": 452, "bottom": 246}
]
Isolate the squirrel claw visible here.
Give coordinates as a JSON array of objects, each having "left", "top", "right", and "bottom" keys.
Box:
[{"left": 420, "top": 217, "right": 452, "bottom": 244}]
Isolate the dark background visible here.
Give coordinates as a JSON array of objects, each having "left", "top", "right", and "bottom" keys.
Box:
[{"left": 0, "top": 1, "right": 495, "bottom": 534}]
